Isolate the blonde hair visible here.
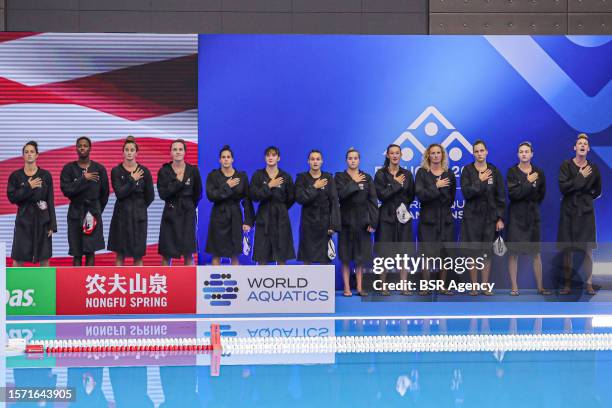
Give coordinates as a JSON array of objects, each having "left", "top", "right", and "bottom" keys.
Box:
[
  {"left": 421, "top": 143, "right": 449, "bottom": 171},
  {"left": 576, "top": 133, "right": 589, "bottom": 143}
]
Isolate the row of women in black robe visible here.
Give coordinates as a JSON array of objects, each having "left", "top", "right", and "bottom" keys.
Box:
[
  {"left": 8, "top": 136, "right": 201, "bottom": 267},
  {"left": 205, "top": 136, "right": 600, "bottom": 297},
  {"left": 8, "top": 134, "right": 601, "bottom": 296}
]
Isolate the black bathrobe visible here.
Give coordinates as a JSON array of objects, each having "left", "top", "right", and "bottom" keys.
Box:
[
  {"left": 335, "top": 170, "right": 379, "bottom": 264},
  {"left": 557, "top": 159, "right": 601, "bottom": 250},
  {"left": 506, "top": 164, "right": 546, "bottom": 254},
  {"left": 108, "top": 163, "right": 155, "bottom": 258},
  {"left": 60, "top": 160, "right": 109, "bottom": 256},
  {"left": 205, "top": 168, "right": 254, "bottom": 258},
  {"left": 459, "top": 162, "right": 505, "bottom": 252},
  {"left": 7, "top": 168, "right": 57, "bottom": 262},
  {"left": 249, "top": 168, "right": 295, "bottom": 263},
  {"left": 157, "top": 162, "right": 202, "bottom": 259},
  {"left": 415, "top": 167, "right": 456, "bottom": 256},
  {"left": 374, "top": 166, "right": 415, "bottom": 257},
  {"left": 295, "top": 171, "right": 341, "bottom": 263}
]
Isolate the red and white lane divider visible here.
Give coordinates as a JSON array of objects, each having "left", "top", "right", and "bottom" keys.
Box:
[
  {"left": 26, "top": 338, "right": 214, "bottom": 354},
  {"left": 22, "top": 324, "right": 222, "bottom": 355},
  {"left": 17, "top": 325, "right": 612, "bottom": 356}
]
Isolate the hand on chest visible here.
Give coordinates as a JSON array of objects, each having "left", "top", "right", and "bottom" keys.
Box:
[{"left": 121, "top": 173, "right": 143, "bottom": 188}]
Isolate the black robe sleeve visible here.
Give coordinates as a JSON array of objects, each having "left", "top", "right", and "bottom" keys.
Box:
[
  {"left": 45, "top": 171, "right": 57, "bottom": 232},
  {"left": 206, "top": 171, "right": 233, "bottom": 203},
  {"left": 192, "top": 167, "right": 203, "bottom": 208},
  {"left": 558, "top": 160, "right": 588, "bottom": 195},
  {"left": 157, "top": 166, "right": 184, "bottom": 201},
  {"left": 99, "top": 165, "right": 110, "bottom": 213},
  {"left": 241, "top": 174, "right": 255, "bottom": 227},
  {"left": 374, "top": 170, "right": 402, "bottom": 201},
  {"left": 143, "top": 167, "right": 154, "bottom": 207},
  {"left": 249, "top": 170, "right": 272, "bottom": 202},
  {"left": 590, "top": 163, "right": 602, "bottom": 199},
  {"left": 415, "top": 169, "right": 440, "bottom": 203},
  {"left": 295, "top": 173, "right": 318, "bottom": 205},
  {"left": 460, "top": 166, "right": 486, "bottom": 200},
  {"left": 111, "top": 166, "right": 137, "bottom": 200},
  {"left": 328, "top": 176, "right": 341, "bottom": 232},
  {"left": 367, "top": 175, "right": 379, "bottom": 230},
  {"left": 268, "top": 171, "right": 294, "bottom": 209},
  {"left": 406, "top": 170, "right": 416, "bottom": 204},
  {"left": 446, "top": 172, "right": 457, "bottom": 202},
  {"left": 60, "top": 163, "right": 88, "bottom": 198},
  {"left": 282, "top": 172, "right": 295, "bottom": 210},
  {"left": 537, "top": 170, "right": 546, "bottom": 205},
  {"left": 417, "top": 169, "right": 456, "bottom": 204},
  {"left": 507, "top": 167, "right": 535, "bottom": 201},
  {"left": 7, "top": 171, "right": 34, "bottom": 205},
  {"left": 335, "top": 173, "right": 360, "bottom": 200},
  {"left": 494, "top": 168, "right": 505, "bottom": 221}
]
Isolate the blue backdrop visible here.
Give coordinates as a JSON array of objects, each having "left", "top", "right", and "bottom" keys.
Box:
[{"left": 197, "top": 35, "right": 612, "bottom": 287}]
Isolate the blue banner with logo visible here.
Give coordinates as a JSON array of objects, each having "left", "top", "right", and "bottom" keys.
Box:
[{"left": 197, "top": 35, "right": 612, "bottom": 287}]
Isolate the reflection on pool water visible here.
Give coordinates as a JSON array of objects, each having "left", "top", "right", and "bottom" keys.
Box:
[{"left": 5, "top": 317, "right": 612, "bottom": 407}]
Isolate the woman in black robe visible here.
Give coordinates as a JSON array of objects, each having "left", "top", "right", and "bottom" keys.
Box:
[
  {"left": 205, "top": 145, "right": 254, "bottom": 265},
  {"left": 60, "top": 136, "right": 109, "bottom": 266},
  {"left": 506, "top": 142, "right": 550, "bottom": 296},
  {"left": 416, "top": 144, "right": 456, "bottom": 295},
  {"left": 249, "top": 146, "right": 295, "bottom": 264},
  {"left": 295, "top": 150, "right": 341, "bottom": 264},
  {"left": 157, "top": 139, "right": 202, "bottom": 265},
  {"left": 108, "top": 136, "right": 154, "bottom": 265},
  {"left": 7, "top": 141, "right": 57, "bottom": 266},
  {"left": 335, "top": 148, "right": 379, "bottom": 297},
  {"left": 374, "top": 144, "right": 415, "bottom": 295},
  {"left": 460, "top": 140, "right": 505, "bottom": 295},
  {"left": 557, "top": 134, "right": 602, "bottom": 295}
]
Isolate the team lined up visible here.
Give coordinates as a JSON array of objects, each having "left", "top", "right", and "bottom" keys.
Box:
[
  {"left": 8, "top": 134, "right": 601, "bottom": 296},
  {"left": 8, "top": 137, "right": 199, "bottom": 268}
]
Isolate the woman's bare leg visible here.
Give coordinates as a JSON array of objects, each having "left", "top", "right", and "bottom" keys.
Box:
[
  {"left": 355, "top": 264, "right": 364, "bottom": 293},
  {"left": 482, "top": 259, "right": 492, "bottom": 289},
  {"left": 400, "top": 268, "right": 411, "bottom": 295},
  {"left": 419, "top": 268, "right": 430, "bottom": 295},
  {"left": 582, "top": 249, "right": 594, "bottom": 293},
  {"left": 469, "top": 267, "right": 479, "bottom": 296},
  {"left": 342, "top": 262, "right": 351, "bottom": 295},
  {"left": 508, "top": 254, "right": 519, "bottom": 292},
  {"left": 532, "top": 253, "right": 545, "bottom": 292}
]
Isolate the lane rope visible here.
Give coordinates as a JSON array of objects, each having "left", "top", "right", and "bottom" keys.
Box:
[
  {"left": 220, "top": 333, "right": 612, "bottom": 354},
  {"left": 22, "top": 323, "right": 612, "bottom": 355}
]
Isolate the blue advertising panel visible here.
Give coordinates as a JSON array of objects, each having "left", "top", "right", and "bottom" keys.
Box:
[{"left": 197, "top": 35, "right": 611, "bottom": 285}]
